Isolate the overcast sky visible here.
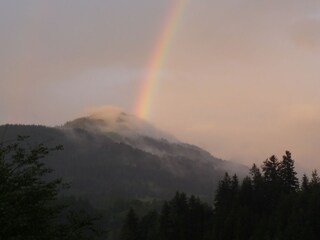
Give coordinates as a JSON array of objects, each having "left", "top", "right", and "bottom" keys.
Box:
[{"left": 1, "top": 0, "right": 320, "bottom": 171}]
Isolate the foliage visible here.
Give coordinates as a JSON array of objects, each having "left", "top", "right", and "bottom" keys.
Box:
[
  {"left": 0, "top": 136, "right": 101, "bottom": 240},
  {"left": 119, "top": 192, "right": 214, "bottom": 240},
  {"left": 119, "top": 151, "right": 320, "bottom": 240}
]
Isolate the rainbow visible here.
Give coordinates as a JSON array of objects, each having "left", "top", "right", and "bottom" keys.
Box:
[{"left": 135, "top": 0, "right": 187, "bottom": 119}]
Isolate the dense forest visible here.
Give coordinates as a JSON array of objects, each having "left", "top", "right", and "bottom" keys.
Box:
[
  {"left": 1, "top": 137, "right": 319, "bottom": 239},
  {"left": 120, "top": 151, "right": 320, "bottom": 240}
]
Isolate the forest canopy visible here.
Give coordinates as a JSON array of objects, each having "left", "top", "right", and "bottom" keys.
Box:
[
  {"left": 1, "top": 137, "right": 319, "bottom": 240},
  {"left": 120, "top": 151, "right": 320, "bottom": 240}
]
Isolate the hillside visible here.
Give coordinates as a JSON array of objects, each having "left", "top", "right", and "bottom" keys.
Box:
[{"left": 0, "top": 109, "right": 247, "bottom": 202}]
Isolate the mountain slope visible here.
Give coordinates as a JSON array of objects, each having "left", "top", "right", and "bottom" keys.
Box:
[{"left": 0, "top": 109, "right": 247, "bottom": 202}]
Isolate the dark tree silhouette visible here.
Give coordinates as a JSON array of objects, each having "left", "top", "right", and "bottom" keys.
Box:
[
  {"left": 120, "top": 208, "right": 139, "bottom": 240},
  {"left": 125, "top": 151, "right": 320, "bottom": 240},
  {"left": 262, "top": 155, "right": 280, "bottom": 183},
  {"left": 279, "top": 151, "right": 299, "bottom": 192},
  {"left": 0, "top": 137, "right": 100, "bottom": 240}
]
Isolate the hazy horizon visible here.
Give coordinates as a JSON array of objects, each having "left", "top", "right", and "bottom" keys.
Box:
[{"left": 1, "top": 0, "right": 320, "bottom": 171}]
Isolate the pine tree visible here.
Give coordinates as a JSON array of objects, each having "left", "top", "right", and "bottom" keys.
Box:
[
  {"left": 310, "top": 170, "right": 320, "bottom": 187},
  {"left": 231, "top": 174, "right": 239, "bottom": 195},
  {"left": 301, "top": 174, "right": 310, "bottom": 192},
  {"left": 170, "top": 192, "right": 189, "bottom": 240},
  {"left": 250, "top": 163, "right": 263, "bottom": 189},
  {"left": 214, "top": 172, "right": 232, "bottom": 210},
  {"left": 188, "top": 195, "right": 205, "bottom": 240},
  {"left": 213, "top": 173, "right": 235, "bottom": 240},
  {"left": 279, "top": 151, "right": 299, "bottom": 192},
  {"left": 249, "top": 163, "right": 266, "bottom": 213},
  {"left": 139, "top": 210, "right": 159, "bottom": 240},
  {"left": 262, "top": 155, "right": 280, "bottom": 183},
  {"left": 159, "top": 201, "right": 172, "bottom": 240},
  {"left": 235, "top": 177, "right": 254, "bottom": 240},
  {"left": 120, "top": 208, "right": 139, "bottom": 240},
  {"left": 238, "top": 177, "right": 253, "bottom": 205}
]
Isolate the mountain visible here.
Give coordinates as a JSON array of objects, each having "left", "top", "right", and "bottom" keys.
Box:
[{"left": 0, "top": 107, "right": 247, "bottom": 203}]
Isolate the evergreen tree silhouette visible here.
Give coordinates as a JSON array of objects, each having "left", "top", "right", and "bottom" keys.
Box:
[
  {"left": 279, "top": 151, "right": 299, "bottom": 192},
  {"left": 120, "top": 208, "right": 139, "bottom": 240}
]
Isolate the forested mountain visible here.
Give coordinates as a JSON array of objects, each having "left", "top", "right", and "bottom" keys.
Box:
[
  {"left": 0, "top": 109, "right": 247, "bottom": 203},
  {"left": 1, "top": 113, "right": 319, "bottom": 239}
]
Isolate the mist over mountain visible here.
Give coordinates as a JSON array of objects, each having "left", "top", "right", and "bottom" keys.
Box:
[
  {"left": 0, "top": 107, "right": 247, "bottom": 203},
  {"left": 65, "top": 106, "right": 178, "bottom": 142}
]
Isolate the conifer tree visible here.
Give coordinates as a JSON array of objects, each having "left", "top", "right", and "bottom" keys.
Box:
[
  {"left": 301, "top": 174, "right": 310, "bottom": 192},
  {"left": 238, "top": 177, "right": 253, "bottom": 205},
  {"left": 231, "top": 174, "right": 239, "bottom": 195},
  {"left": 139, "top": 210, "right": 159, "bottom": 240},
  {"left": 120, "top": 208, "right": 139, "bottom": 240},
  {"left": 262, "top": 155, "right": 281, "bottom": 206},
  {"left": 250, "top": 163, "right": 263, "bottom": 189},
  {"left": 310, "top": 170, "right": 320, "bottom": 187},
  {"left": 188, "top": 195, "right": 205, "bottom": 240},
  {"left": 170, "top": 192, "right": 189, "bottom": 240},
  {"left": 213, "top": 173, "right": 235, "bottom": 240},
  {"left": 214, "top": 172, "right": 232, "bottom": 210},
  {"left": 262, "top": 155, "right": 280, "bottom": 183},
  {"left": 279, "top": 151, "right": 299, "bottom": 192}
]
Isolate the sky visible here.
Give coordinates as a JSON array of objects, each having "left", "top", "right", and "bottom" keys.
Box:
[{"left": 1, "top": 0, "right": 320, "bottom": 171}]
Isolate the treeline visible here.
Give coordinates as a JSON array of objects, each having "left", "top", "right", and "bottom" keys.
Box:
[{"left": 120, "top": 151, "right": 320, "bottom": 240}]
